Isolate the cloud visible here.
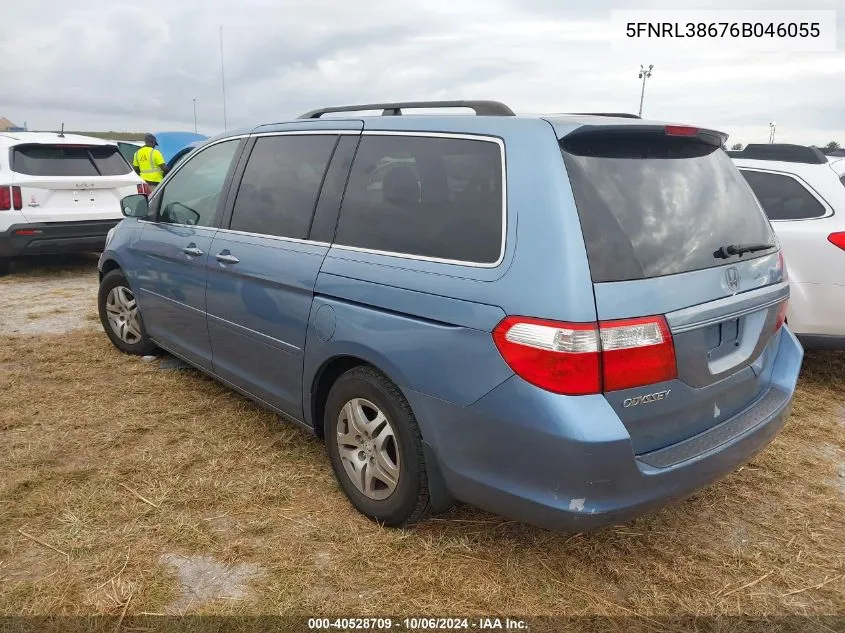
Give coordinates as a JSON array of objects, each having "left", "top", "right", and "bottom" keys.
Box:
[{"left": 0, "top": 0, "right": 842, "bottom": 145}]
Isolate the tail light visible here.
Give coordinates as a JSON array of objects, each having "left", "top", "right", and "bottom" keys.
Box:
[
  {"left": 600, "top": 317, "right": 677, "bottom": 391},
  {"left": 665, "top": 125, "right": 699, "bottom": 137},
  {"left": 0, "top": 186, "right": 23, "bottom": 211},
  {"left": 493, "top": 315, "right": 677, "bottom": 395},
  {"left": 774, "top": 300, "right": 788, "bottom": 331},
  {"left": 137, "top": 183, "right": 152, "bottom": 195},
  {"left": 778, "top": 250, "right": 788, "bottom": 281},
  {"left": 829, "top": 232, "right": 845, "bottom": 251}
]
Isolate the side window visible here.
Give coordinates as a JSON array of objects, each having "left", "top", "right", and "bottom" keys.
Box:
[
  {"left": 740, "top": 170, "right": 827, "bottom": 221},
  {"left": 229, "top": 134, "right": 337, "bottom": 239},
  {"left": 158, "top": 139, "right": 240, "bottom": 227},
  {"left": 334, "top": 135, "right": 504, "bottom": 264}
]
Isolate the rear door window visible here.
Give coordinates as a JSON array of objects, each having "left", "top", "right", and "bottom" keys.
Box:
[
  {"left": 739, "top": 170, "right": 827, "bottom": 220},
  {"left": 229, "top": 134, "right": 337, "bottom": 239},
  {"left": 12, "top": 144, "right": 132, "bottom": 177},
  {"left": 562, "top": 132, "right": 776, "bottom": 283},
  {"left": 333, "top": 134, "right": 504, "bottom": 264}
]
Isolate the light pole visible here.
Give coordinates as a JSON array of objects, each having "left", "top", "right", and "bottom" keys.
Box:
[
  {"left": 769, "top": 122, "right": 777, "bottom": 144},
  {"left": 638, "top": 64, "right": 653, "bottom": 117},
  {"left": 220, "top": 26, "right": 228, "bottom": 131},
  {"left": 192, "top": 98, "right": 198, "bottom": 133}
]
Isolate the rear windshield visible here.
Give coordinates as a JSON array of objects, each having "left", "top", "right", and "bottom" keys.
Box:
[
  {"left": 561, "top": 133, "right": 776, "bottom": 283},
  {"left": 11, "top": 144, "right": 132, "bottom": 177}
]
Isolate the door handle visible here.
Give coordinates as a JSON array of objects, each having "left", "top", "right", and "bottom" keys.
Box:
[
  {"left": 215, "top": 252, "right": 240, "bottom": 265},
  {"left": 182, "top": 245, "right": 203, "bottom": 256}
]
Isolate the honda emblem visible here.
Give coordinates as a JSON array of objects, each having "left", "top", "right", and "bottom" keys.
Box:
[{"left": 725, "top": 267, "right": 740, "bottom": 292}]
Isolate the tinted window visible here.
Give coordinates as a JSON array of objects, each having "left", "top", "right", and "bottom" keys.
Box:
[
  {"left": 158, "top": 139, "right": 240, "bottom": 227},
  {"left": 12, "top": 144, "right": 132, "bottom": 177},
  {"left": 739, "top": 170, "right": 827, "bottom": 221},
  {"left": 117, "top": 142, "right": 139, "bottom": 165},
  {"left": 229, "top": 135, "right": 337, "bottom": 239},
  {"left": 562, "top": 134, "right": 776, "bottom": 283},
  {"left": 89, "top": 146, "right": 134, "bottom": 175},
  {"left": 334, "top": 135, "right": 503, "bottom": 263}
]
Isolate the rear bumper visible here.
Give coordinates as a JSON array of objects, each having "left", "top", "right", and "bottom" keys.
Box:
[
  {"left": 407, "top": 327, "right": 804, "bottom": 532},
  {"left": 0, "top": 220, "right": 121, "bottom": 258}
]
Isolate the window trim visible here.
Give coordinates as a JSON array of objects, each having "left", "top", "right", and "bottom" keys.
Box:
[
  {"left": 737, "top": 166, "right": 834, "bottom": 222},
  {"left": 330, "top": 130, "right": 508, "bottom": 269},
  {"left": 139, "top": 134, "right": 249, "bottom": 229}
]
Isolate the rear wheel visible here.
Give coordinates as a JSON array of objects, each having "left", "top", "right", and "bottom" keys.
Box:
[
  {"left": 0, "top": 257, "right": 9, "bottom": 277},
  {"left": 98, "top": 269, "right": 156, "bottom": 355},
  {"left": 324, "top": 366, "right": 432, "bottom": 526}
]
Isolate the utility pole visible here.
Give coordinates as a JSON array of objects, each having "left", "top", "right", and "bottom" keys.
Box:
[
  {"left": 769, "top": 122, "right": 777, "bottom": 144},
  {"left": 220, "top": 27, "right": 228, "bottom": 131},
  {"left": 192, "top": 98, "right": 198, "bottom": 133},
  {"left": 638, "top": 64, "right": 653, "bottom": 117}
]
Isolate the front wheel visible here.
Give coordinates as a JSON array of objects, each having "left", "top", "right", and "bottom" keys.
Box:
[
  {"left": 98, "top": 269, "right": 157, "bottom": 355},
  {"left": 324, "top": 366, "right": 432, "bottom": 527}
]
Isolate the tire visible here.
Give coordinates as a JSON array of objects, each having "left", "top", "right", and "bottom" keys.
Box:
[
  {"left": 0, "top": 257, "right": 9, "bottom": 277},
  {"left": 324, "top": 366, "right": 432, "bottom": 527},
  {"left": 98, "top": 269, "right": 157, "bottom": 356}
]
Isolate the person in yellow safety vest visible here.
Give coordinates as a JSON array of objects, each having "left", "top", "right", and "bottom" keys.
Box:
[{"left": 132, "top": 134, "right": 169, "bottom": 189}]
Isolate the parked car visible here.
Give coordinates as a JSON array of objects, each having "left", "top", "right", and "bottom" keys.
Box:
[
  {"left": 166, "top": 140, "right": 204, "bottom": 171},
  {"left": 729, "top": 144, "right": 845, "bottom": 349},
  {"left": 97, "top": 101, "right": 803, "bottom": 531},
  {"left": 0, "top": 131, "right": 147, "bottom": 276},
  {"left": 153, "top": 132, "right": 208, "bottom": 165}
]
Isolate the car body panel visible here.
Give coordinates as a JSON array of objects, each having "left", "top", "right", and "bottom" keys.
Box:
[
  {"left": 403, "top": 326, "right": 801, "bottom": 531},
  {"left": 152, "top": 131, "right": 209, "bottom": 163},
  {"left": 733, "top": 157, "right": 845, "bottom": 346},
  {"left": 131, "top": 222, "right": 217, "bottom": 370},
  {"left": 205, "top": 231, "right": 329, "bottom": 420}
]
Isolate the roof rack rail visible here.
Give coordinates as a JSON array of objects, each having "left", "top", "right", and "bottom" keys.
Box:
[
  {"left": 729, "top": 143, "right": 828, "bottom": 165},
  {"left": 298, "top": 100, "right": 515, "bottom": 119},
  {"left": 568, "top": 112, "right": 642, "bottom": 119}
]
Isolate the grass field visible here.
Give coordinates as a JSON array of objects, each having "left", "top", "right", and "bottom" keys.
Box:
[{"left": 1, "top": 262, "right": 843, "bottom": 629}]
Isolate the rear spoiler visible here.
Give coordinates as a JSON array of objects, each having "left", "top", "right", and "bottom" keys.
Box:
[{"left": 563, "top": 123, "right": 728, "bottom": 148}]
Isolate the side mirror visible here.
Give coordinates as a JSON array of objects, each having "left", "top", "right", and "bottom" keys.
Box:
[{"left": 121, "top": 194, "right": 150, "bottom": 218}]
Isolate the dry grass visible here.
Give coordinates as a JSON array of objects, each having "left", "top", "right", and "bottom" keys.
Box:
[{"left": 0, "top": 321, "right": 843, "bottom": 620}]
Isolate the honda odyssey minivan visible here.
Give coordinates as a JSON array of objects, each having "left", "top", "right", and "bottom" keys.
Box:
[{"left": 97, "top": 100, "right": 803, "bottom": 531}]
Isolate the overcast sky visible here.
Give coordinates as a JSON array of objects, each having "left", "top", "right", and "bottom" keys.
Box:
[{"left": 1, "top": 0, "right": 842, "bottom": 146}]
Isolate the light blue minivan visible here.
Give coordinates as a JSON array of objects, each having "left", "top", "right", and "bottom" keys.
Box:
[{"left": 98, "top": 100, "right": 803, "bottom": 531}]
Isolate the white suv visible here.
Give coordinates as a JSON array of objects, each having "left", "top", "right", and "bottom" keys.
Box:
[
  {"left": 0, "top": 132, "right": 146, "bottom": 276},
  {"left": 730, "top": 144, "right": 845, "bottom": 349}
]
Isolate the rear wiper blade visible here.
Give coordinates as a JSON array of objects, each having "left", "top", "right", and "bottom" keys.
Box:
[{"left": 713, "top": 243, "right": 776, "bottom": 259}]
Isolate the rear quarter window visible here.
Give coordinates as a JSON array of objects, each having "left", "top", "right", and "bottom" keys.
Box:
[
  {"left": 11, "top": 144, "right": 132, "bottom": 177},
  {"left": 333, "top": 134, "right": 504, "bottom": 264},
  {"left": 739, "top": 170, "right": 827, "bottom": 220}
]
